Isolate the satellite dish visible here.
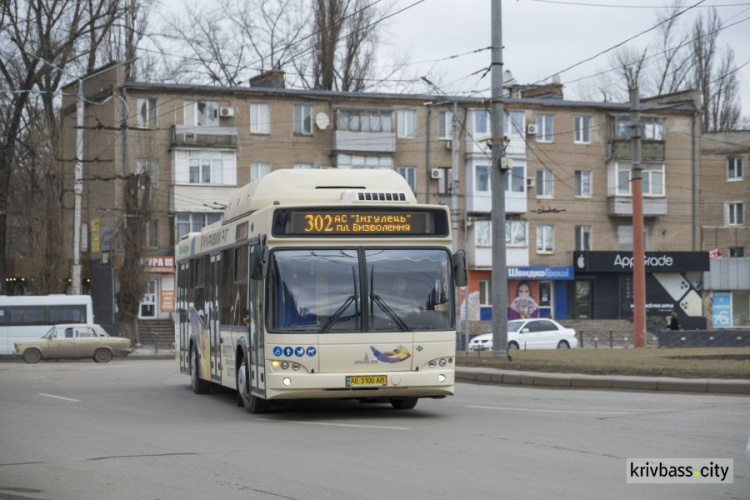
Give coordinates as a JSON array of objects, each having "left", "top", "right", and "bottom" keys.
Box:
[{"left": 315, "top": 112, "right": 330, "bottom": 130}]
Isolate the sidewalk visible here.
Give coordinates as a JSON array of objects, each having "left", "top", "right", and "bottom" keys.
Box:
[
  {"left": 456, "top": 366, "right": 750, "bottom": 395},
  {"left": 129, "top": 346, "right": 176, "bottom": 360}
]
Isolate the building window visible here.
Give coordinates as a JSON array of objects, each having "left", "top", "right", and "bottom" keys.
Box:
[
  {"left": 176, "top": 213, "right": 222, "bottom": 241},
  {"left": 475, "top": 165, "right": 490, "bottom": 192},
  {"left": 338, "top": 109, "right": 393, "bottom": 133},
  {"left": 575, "top": 170, "right": 592, "bottom": 197},
  {"left": 184, "top": 100, "right": 219, "bottom": 127},
  {"left": 616, "top": 163, "right": 665, "bottom": 196},
  {"left": 575, "top": 225, "right": 591, "bottom": 251},
  {"left": 397, "top": 110, "right": 416, "bottom": 138},
  {"left": 505, "top": 111, "right": 525, "bottom": 136},
  {"left": 294, "top": 105, "right": 312, "bottom": 135},
  {"left": 537, "top": 225, "right": 554, "bottom": 253},
  {"left": 536, "top": 169, "right": 554, "bottom": 197},
  {"left": 536, "top": 114, "right": 553, "bottom": 142},
  {"left": 729, "top": 247, "right": 745, "bottom": 257},
  {"left": 137, "top": 159, "right": 158, "bottom": 188},
  {"left": 506, "top": 220, "right": 527, "bottom": 247},
  {"left": 438, "top": 110, "right": 454, "bottom": 139},
  {"left": 475, "top": 220, "right": 492, "bottom": 246},
  {"left": 337, "top": 154, "right": 393, "bottom": 169},
  {"left": 617, "top": 225, "right": 647, "bottom": 251},
  {"left": 250, "top": 162, "right": 271, "bottom": 182},
  {"left": 250, "top": 103, "right": 270, "bottom": 134},
  {"left": 294, "top": 163, "right": 314, "bottom": 169},
  {"left": 728, "top": 158, "right": 743, "bottom": 180},
  {"left": 615, "top": 116, "right": 664, "bottom": 140},
  {"left": 504, "top": 161, "right": 525, "bottom": 193},
  {"left": 188, "top": 152, "right": 223, "bottom": 184},
  {"left": 137, "top": 98, "right": 157, "bottom": 128},
  {"left": 574, "top": 115, "right": 591, "bottom": 144},
  {"left": 397, "top": 166, "right": 416, "bottom": 193},
  {"left": 479, "top": 280, "right": 492, "bottom": 305},
  {"left": 726, "top": 202, "right": 745, "bottom": 225},
  {"left": 146, "top": 219, "right": 159, "bottom": 249},
  {"left": 474, "top": 110, "right": 489, "bottom": 136}
]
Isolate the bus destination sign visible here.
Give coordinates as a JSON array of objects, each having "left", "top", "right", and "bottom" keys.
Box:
[{"left": 273, "top": 208, "right": 448, "bottom": 237}]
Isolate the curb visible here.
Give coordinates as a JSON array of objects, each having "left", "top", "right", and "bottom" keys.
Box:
[{"left": 456, "top": 368, "right": 750, "bottom": 395}]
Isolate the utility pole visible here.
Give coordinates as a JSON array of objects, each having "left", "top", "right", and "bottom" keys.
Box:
[
  {"left": 630, "top": 85, "right": 646, "bottom": 348},
  {"left": 491, "top": 0, "right": 509, "bottom": 357},
  {"left": 451, "top": 100, "right": 459, "bottom": 254},
  {"left": 71, "top": 80, "right": 84, "bottom": 295}
]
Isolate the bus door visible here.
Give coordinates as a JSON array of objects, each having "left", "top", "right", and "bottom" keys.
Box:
[
  {"left": 209, "top": 253, "right": 221, "bottom": 382},
  {"left": 249, "top": 248, "right": 266, "bottom": 398},
  {"left": 178, "top": 263, "right": 190, "bottom": 374}
]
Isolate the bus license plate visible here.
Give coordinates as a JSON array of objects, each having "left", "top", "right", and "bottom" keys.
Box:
[{"left": 346, "top": 375, "right": 387, "bottom": 387}]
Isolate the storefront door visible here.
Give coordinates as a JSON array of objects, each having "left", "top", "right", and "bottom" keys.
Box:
[
  {"left": 139, "top": 279, "right": 158, "bottom": 319},
  {"left": 575, "top": 280, "right": 593, "bottom": 319}
]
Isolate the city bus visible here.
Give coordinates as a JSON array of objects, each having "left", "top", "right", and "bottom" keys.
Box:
[
  {"left": 176, "top": 169, "right": 466, "bottom": 413},
  {"left": 0, "top": 295, "right": 94, "bottom": 355}
]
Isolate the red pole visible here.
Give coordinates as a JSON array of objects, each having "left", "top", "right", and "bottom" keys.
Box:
[{"left": 631, "top": 86, "right": 645, "bottom": 348}]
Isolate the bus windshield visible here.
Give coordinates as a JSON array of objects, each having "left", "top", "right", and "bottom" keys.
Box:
[{"left": 269, "top": 249, "right": 453, "bottom": 333}]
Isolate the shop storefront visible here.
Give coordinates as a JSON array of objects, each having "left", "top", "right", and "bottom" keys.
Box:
[
  {"left": 138, "top": 256, "right": 176, "bottom": 320},
  {"left": 573, "top": 251, "right": 709, "bottom": 330},
  {"left": 705, "top": 258, "right": 750, "bottom": 328}
]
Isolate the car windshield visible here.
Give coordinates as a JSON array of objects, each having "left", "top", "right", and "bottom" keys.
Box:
[
  {"left": 43, "top": 327, "right": 56, "bottom": 339},
  {"left": 508, "top": 320, "right": 525, "bottom": 332},
  {"left": 268, "top": 248, "right": 453, "bottom": 333}
]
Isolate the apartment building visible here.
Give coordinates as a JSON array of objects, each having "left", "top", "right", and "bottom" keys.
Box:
[
  {"left": 701, "top": 130, "right": 750, "bottom": 328},
  {"left": 57, "top": 65, "right": 705, "bottom": 332}
]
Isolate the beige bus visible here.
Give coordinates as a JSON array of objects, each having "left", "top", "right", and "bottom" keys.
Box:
[{"left": 176, "top": 169, "right": 466, "bottom": 413}]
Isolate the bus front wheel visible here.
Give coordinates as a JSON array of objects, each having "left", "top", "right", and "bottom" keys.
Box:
[
  {"left": 390, "top": 397, "right": 418, "bottom": 410},
  {"left": 238, "top": 358, "right": 269, "bottom": 414},
  {"left": 190, "top": 346, "right": 210, "bottom": 395}
]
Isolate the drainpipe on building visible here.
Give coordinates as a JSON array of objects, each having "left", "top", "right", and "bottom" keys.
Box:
[{"left": 425, "top": 106, "right": 432, "bottom": 204}]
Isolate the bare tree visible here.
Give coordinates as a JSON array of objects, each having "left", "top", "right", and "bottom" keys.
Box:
[
  {"left": 650, "top": 0, "right": 693, "bottom": 96},
  {"left": 0, "top": 0, "right": 125, "bottom": 292},
  {"left": 708, "top": 48, "right": 741, "bottom": 132},
  {"left": 116, "top": 173, "right": 151, "bottom": 345}
]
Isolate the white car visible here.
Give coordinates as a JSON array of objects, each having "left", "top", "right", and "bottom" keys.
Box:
[{"left": 468, "top": 319, "right": 578, "bottom": 351}]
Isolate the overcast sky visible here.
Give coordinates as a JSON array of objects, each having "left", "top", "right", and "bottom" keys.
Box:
[{"left": 382, "top": 0, "right": 750, "bottom": 122}]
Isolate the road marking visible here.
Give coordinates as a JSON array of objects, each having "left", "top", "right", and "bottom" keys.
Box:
[
  {"left": 38, "top": 393, "right": 80, "bottom": 402},
  {"left": 467, "top": 405, "right": 631, "bottom": 415},
  {"left": 258, "top": 419, "right": 410, "bottom": 430}
]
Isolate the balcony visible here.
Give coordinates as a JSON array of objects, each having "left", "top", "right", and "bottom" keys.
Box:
[
  {"left": 333, "top": 130, "right": 396, "bottom": 153},
  {"left": 608, "top": 196, "right": 668, "bottom": 217},
  {"left": 609, "top": 140, "right": 665, "bottom": 161},
  {"left": 170, "top": 125, "right": 237, "bottom": 149}
]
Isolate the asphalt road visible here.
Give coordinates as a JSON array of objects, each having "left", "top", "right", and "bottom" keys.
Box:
[{"left": 0, "top": 359, "right": 748, "bottom": 500}]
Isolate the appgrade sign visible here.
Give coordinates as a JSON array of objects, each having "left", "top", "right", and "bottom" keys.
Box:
[{"left": 574, "top": 251, "right": 709, "bottom": 273}]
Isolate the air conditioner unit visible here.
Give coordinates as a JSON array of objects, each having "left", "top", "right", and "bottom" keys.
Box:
[
  {"left": 527, "top": 123, "right": 538, "bottom": 135},
  {"left": 445, "top": 140, "right": 453, "bottom": 150},
  {"left": 526, "top": 177, "right": 536, "bottom": 188},
  {"left": 219, "top": 106, "right": 235, "bottom": 118},
  {"left": 430, "top": 168, "right": 444, "bottom": 180}
]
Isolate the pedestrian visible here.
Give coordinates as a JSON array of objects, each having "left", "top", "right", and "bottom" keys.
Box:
[{"left": 668, "top": 312, "right": 680, "bottom": 331}]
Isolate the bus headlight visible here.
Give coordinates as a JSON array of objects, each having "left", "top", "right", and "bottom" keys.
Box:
[
  {"left": 271, "top": 360, "right": 280, "bottom": 368},
  {"left": 429, "top": 360, "right": 437, "bottom": 368},
  {"left": 292, "top": 363, "right": 300, "bottom": 371},
  {"left": 439, "top": 359, "right": 447, "bottom": 367},
  {"left": 280, "top": 361, "right": 289, "bottom": 370},
  {"left": 438, "top": 374, "right": 446, "bottom": 383},
  {"left": 283, "top": 377, "right": 292, "bottom": 386}
]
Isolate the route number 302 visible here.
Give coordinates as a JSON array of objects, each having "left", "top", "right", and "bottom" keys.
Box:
[{"left": 304, "top": 214, "right": 334, "bottom": 232}]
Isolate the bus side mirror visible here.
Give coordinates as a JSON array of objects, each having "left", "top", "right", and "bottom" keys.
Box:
[
  {"left": 453, "top": 250, "right": 467, "bottom": 287},
  {"left": 250, "top": 243, "right": 269, "bottom": 281}
]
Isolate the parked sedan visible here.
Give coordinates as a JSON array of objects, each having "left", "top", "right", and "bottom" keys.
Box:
[
  {"left": 15, "top": 324, "right": 132, "bottom": 363},
  {"left": 468, "top": 319, "right": 577, "bottom": 351}
]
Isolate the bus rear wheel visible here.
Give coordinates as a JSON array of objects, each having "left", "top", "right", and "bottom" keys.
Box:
[
  {"left": 238, "top": 358, "right": 269, "bottom": 414},
  {"left": 190, "top": 346, "right": 210, "bottom": 395},
  {"left": 390, "top": 397, "right": 418, "bottom": 410},
  {"left": 22, "top": 349, "right": 42, "bottom": 364}
]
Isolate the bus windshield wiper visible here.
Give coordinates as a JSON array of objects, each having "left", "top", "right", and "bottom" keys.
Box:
[
  {"left": 371, "top": 294, "right": 410, "bottom": 332},
  {"left": 320, "top": 295, "right": 356, "bottom": 333}
]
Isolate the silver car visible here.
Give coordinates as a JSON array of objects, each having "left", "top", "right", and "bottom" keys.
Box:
[{"left": 15, "top": 324, "right": 132, "bottom": 363}]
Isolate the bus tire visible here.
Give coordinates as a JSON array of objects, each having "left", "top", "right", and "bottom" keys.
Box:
[
  {"left": 238, "top": 357, "right": 269, "bottom": 414},
  {"left": 93, "top": 348, "right": 112, "bottom": 363},
  {"left": 190, "top": 346, "right": 210, "bottom": 394},
  {"left": 22, "top": 348, "right": 42, "bottom": 364},
  {"left": 390, "top": 397, "right": 418, "bottom": 410}
]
